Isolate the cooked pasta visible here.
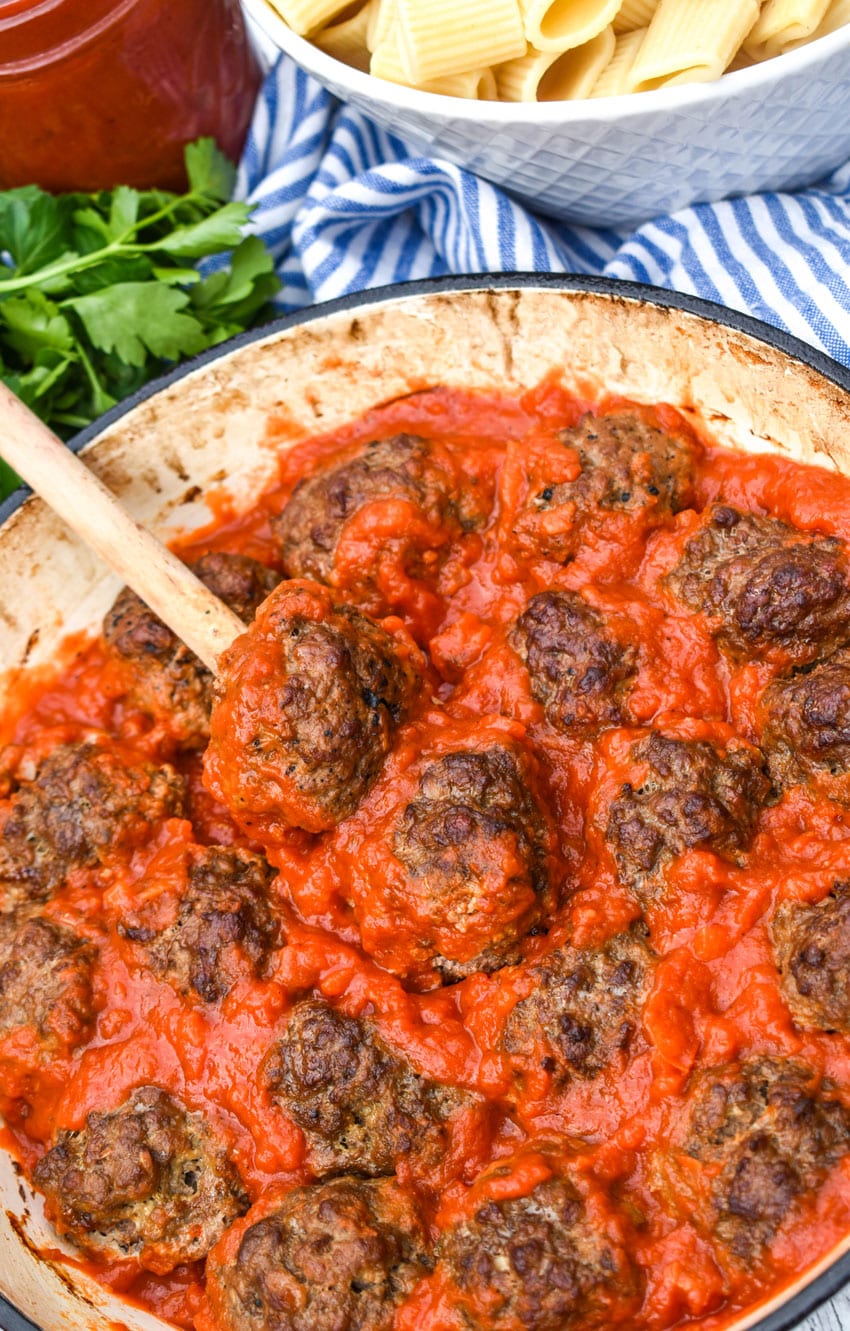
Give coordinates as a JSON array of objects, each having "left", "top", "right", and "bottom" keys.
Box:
[
  {"left": 314, "top": 1, "right": 372, "bottom": 68},
  {"left": 520, "top": 0, "right": 621, "bottom": 51},
  {"left": 372, "top": 18, "right": 497, "bottom": 94},
  {"left": 590, "top": 27, "right": 647, "bottom": 94},
  {"left": 814, "top": 0, "right": 850, "bottom": 36},
  {"left": 745, "top": 0, "right": 832, "bottom": 58},
  {"left": 284, "top": 0, "right": 850, "bottom": 100},
  {"left": 613, "top": 0, "right": 660, "bottom": 33},
  {"left": 398, "top": 0, "right": 525, "bottom": 82},
  {"left": 497, "top": 28, "right": 615, "bottom": 100},
  {"left": 366, "top": 0, "right": 394, "bottom": 53},
  {"left": 267, "top": 0, "right": 353, "bottom": 36},
  {"left": 629, "top": 0, "right": 760, "bottom": 89}
]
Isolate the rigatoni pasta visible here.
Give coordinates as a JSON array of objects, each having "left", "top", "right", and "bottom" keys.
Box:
[
  {"left": 590, "top": 26, "right": 646, "bottom": 94},
  {"left": 497, "top": 27, "right": 615, "bottom": 100},
  {"left": 629, "top": 0, "right": 759, "bottom": 90},
  {"left": 266, "top": 0, "right": 850, "bottom": 102},
  {"left": 314, "top": 1, "right": 373, "bottom": 69},
  {"left": 745, "top": 0, "right": 832, "bottom": 58},
  {"left": 520, "top": 0, "right": 620, "bottom": 52},
  {"left": 613, "top": 0, "right": 660, "bottom": 33},
  {"left": 398, "top": 0, "right": 525, "bottom": 82}
]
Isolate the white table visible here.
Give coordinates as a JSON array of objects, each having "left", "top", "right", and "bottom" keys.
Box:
[{"left": 803, "top": 1293, "right": 850, "bottom": 1330}]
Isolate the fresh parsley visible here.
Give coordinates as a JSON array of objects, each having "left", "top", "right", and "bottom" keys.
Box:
[{"left": 0, "top": 139, "right": 280, "bottom": 501}]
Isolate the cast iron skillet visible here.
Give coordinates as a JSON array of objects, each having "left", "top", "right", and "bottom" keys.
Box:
[{"left": 1, "top": 273, "right": 849, "bottom": 1331}]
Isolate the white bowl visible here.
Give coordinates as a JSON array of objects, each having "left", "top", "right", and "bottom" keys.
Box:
[{"left": 240, "top": 0, "right": 850, "bottom": 227}]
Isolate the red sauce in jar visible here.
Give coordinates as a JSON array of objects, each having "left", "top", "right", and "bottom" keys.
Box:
[
  {"left": 3, "top": 382, "right": 850, "bottom": 1331},
  {"left": 0, "top": 0, "right": 261, "bottom": 191}
]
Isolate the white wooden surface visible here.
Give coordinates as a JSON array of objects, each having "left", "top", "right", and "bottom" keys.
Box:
[{"left": 802, "top": 1292, "right": 850, "bottom": 1330}]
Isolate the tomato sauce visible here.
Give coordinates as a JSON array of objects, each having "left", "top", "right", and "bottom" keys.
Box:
[
  {"left": 0, "top": 0, "right": 260, "bottom": 192},
  {"left": 3, "top": 382, "right": 850, "bottom": 1331}
]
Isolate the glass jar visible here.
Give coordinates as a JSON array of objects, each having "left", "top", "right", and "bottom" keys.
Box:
[{"left": 0, "top": 0, "right": 262, "bottom": 192}]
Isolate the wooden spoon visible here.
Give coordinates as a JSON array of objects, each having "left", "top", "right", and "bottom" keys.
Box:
[{"left": 0, "top": 381, "right": 244, "bottom": 670}]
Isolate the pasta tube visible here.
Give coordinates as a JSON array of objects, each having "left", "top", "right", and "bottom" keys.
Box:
[
  {"left": 315, "top": 1, "right": 372, "bottom": 68},
  {"left": 371, "top": 20, "right": 497, "bottom": 94},
  {"left": 497, "top": 27, "right": 616, "bottom": 100},
  {"left": 745, "top": 0, "right": 832, "bottom": 57},
  {"left": 813, "top": 0, "right": 850, "bottom": 36},
  {"left": 265, "top": 0, "right": 353, "bottom": 37},
  {"left": 397, "top": 0, "right": 526, "bottom": 81},
  {"left": 366, "top": 0, "right": 395, "bottom": 52},
  {"left": 629, "top": 0, "right": 759, "bottom": 89},
  {"left": 520, "top": 0, "right": 622, "bottom": 52},
  {"left": 590, "top": 27, "right": 646, "bottom": 94},
  {"left": 613, "top": 0, "right": 660, "bottom": 33}
]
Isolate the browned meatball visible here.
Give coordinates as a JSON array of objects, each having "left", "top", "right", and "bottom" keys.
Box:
[
  {"left": 439, "top": 1171, "right": 641, "bottom": 1331},
  {"left": 667, "top": 505, "right": 850, "bottom": 664},
  {"left": 205, "top": 581, "right": 422, "bottom": 837},
  {"left": 213, "top": 1176, "right": 431, "bottom": 1331},
  {"left": 263, "top": 999, "right": 467, "bottom": 1177},
  {"left": 104, "top": 552, "right": 280, "bottom": 749},
  {"left": 33, "top": 1086, "right": 247, "bottom": 1272},
  {"left": 771, "top": 884, "right": 850, "bottom": 1033},
  {"left": 504, "top": 927, "right": 654, "bottom": 1083},
  {"left": 524, "top": 411, "right": 696, "bottom": 563},
  {"left": 605, "top": 731, "right": 770, "bottom": 895},
  {"left": 682, "top": 1057, "right": 850, "bottom": 1260},
  {"left": 761, "top": 647, "right": 850, "bottom": 791},
  {"left": 0, "top": 915, "right": 96, "bottom": 1057},
  {"left": 272, "top": 433, "right": 475, "bottom": 593},
  {"left": 513, "top": 591, "right": 638, "bottom": 731},
  {"left": 119, "top": 846, "right": 279, "bottom": 1002},
  {"left": 392, "top": 744, "right": 551, "bottom": 983},
  {"left": 0, "top": 743, "right": 185, "bottom": 912}
]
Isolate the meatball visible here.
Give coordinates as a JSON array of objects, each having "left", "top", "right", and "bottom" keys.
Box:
[
  {"left": 205, "top": 580, "right": 421, "bottom": 837},
  {"left": 523, "top": 411, "right": 696, "bottom": 563},
  {"left": 33, "top": 1086, "right": 247, "bottom": 1272},
  {"left": 439, "top": 1170, "right": 640, "bottom": 1331},
  {"left": 120, "top": 846, "right": 279, "bottom": 1002},
  {"left": 761, "top": 647, "right": 850, "bottom": 790},
  {"left": 105, "top": 552, "right": 280, "bottom": 749},
  {"left": 771, "top": 884, "right": 850, "bottom": 1033},
  {"left": 513, "top": 591, "right": 638, "bottom": 731},
  {"left": 213, "top": 1176, "right": 431, "bottom": 1331},
  {"left": 0, "top": 743, "right": 185, "bottom": 912},
  {"left": 667, "top": 505, "right": 850, "bottom": 664},
  {"left": 605, "top": 731, "right": 770, "bottom": 894},
  {"left": 392, "top": 743, "right": 551, "bottom": 983},
  {"left": 682, "top": 1057, "right": 850, "bottom": 1260},
  {"left": 504, "top": 926, "right": 654, "bottom": 1083},
  {"left": 0, "top": 915, "right": 96, "bottom": 1057},
  {"left": 272, "top": 433, "right": 474, "bottom": 593},
  {"left": 263, "top": 999, "right": 466, "bottom": 1177}
]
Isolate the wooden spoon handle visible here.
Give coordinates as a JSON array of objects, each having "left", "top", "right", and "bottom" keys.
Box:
[{"left": 0, "top": 382, "right": 244, "bottom": 671}]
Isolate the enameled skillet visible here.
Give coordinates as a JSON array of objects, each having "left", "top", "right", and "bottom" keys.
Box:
[{"left": 2, "top": 275, "right": 850, "bottom": 1331}]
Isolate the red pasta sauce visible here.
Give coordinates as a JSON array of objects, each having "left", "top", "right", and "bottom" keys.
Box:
[{"left": 2, "top": 380, "right": 850, "bottom": 1331}]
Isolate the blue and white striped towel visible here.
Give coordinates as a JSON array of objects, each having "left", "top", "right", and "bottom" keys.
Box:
[{"left": 235, "top": 54, "right": 850, "bottom": 366}]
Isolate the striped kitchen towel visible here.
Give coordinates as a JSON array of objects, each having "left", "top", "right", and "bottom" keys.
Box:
[{"left": 235, "top": 53, "right": 850, "bottom": 366}]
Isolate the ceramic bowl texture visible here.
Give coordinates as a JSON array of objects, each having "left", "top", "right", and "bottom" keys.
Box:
[{"left": 240, "top": 1, "right": 850, "bottom": 227}]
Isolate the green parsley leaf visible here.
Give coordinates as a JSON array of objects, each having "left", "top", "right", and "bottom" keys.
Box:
[
  {"left": 68, "top": 282, "right": 209, "bottom": 366},
  {"left": 185, "top": 138, "right": 237, "bottom": 203},
  {"left": 0, "top": 139, "right": 281, "bottom": 501},
  {"left": 156, "top": 202, "right": 252, "bottom": 259}
]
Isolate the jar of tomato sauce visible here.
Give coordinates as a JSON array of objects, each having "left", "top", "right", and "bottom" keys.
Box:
[{"left": 0, "top": 0, "right": 262, "bottom": 192}]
